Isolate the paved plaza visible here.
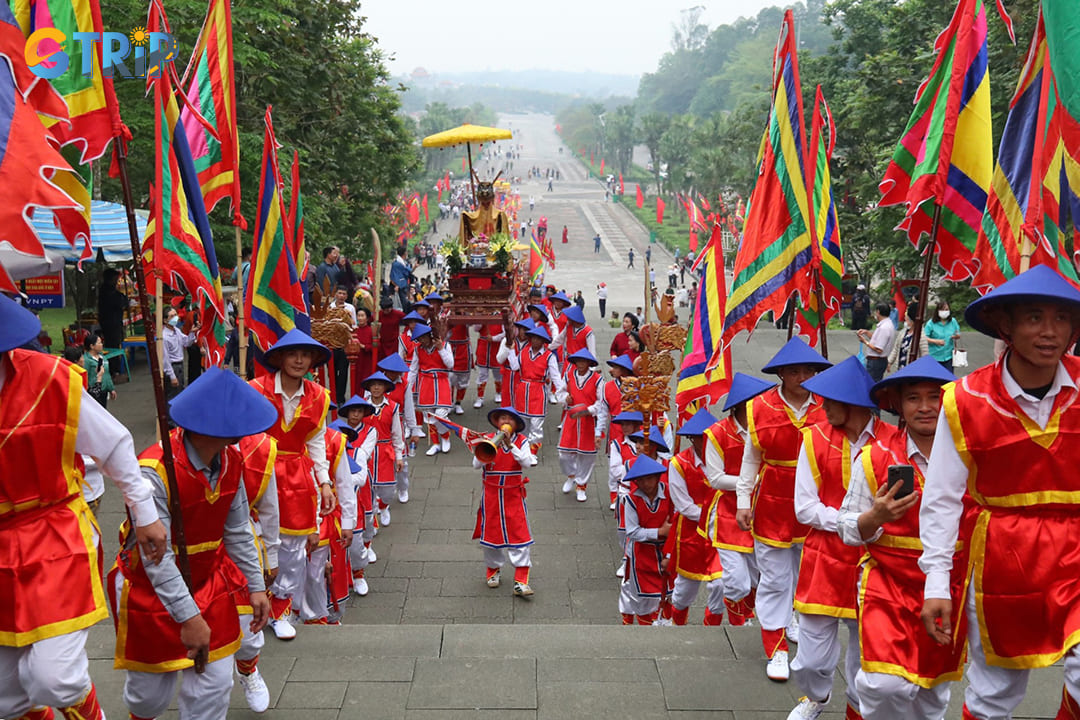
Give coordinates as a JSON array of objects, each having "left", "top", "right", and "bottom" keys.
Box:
[{"left": 87, "top": 113, "right": 1060, "bottom": 718}]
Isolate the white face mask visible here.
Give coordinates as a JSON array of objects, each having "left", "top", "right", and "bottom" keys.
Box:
[{"left": 938, "top": 310, "right": 950, "bottom": 319}]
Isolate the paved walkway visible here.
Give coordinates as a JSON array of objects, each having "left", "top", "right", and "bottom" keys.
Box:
[{"left": 85, "top": 112, "right": 1059, "bottom": 718}]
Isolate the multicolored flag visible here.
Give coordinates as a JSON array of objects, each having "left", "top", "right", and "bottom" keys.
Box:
[
  {"left": 244, "top": 107, "right": 309, "bottom": 356},
  {"left": 677, "top": 223, "right": 731, "bottom": 421},
  {"left": 878, "top": 0, "right": 1010, "bottom": 281},
  {"left": 286, "top": 149, "right": 307, "bottom": 279},
  {"left": 179, "top": 0, "right": 244, "bottom": 227},
  {"left": 142, "top": 68, "right": 227, "bottom": 365},
  {"left": 723, "top": 9, "right": 815, "bottom": 348},
  {"left": 971, "top": 7, "right": 1080, "bottom": 292},
  {"left": 529, "top": 230, "right": 544, "bottom": 284}
]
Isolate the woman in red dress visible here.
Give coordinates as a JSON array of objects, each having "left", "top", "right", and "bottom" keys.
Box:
[{"left": 350, "top": 307, "right": 375, "bottom": 391}]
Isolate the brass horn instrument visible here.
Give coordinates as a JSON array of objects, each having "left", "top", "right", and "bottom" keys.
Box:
[{"left": 473, "top": 424, "right": 514, "bottom": 463}]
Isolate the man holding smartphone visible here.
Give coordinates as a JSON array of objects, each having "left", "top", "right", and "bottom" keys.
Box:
[
  {"left": 919, "top": 266, "right": 1080, "bottom": 719},
  {"left": 784, "top": 357, "right": 897, "bottom": 720},
  {"left": 837, "top": 356, "right": 960, "bottom": 719}
]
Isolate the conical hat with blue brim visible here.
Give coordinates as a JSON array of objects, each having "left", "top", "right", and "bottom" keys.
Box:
[
  {"left": 362, "top": 371, "right": 396, "bottom": 391},
  {"left": 761, "top": 337, "right": 832, "bottom": 374},
  {"left": 567, "top": 348, "right": 598, "bottom": 366},
  {"left": 624, "top": 455, "right": 668, "bottom": 483},
  {"left": 514, "top": 317, "right": 536, "bottom": 331},
  {"left": 264, "top": 328, "right": 331, "bottom": 369},
  {"left": 424, "top": 292, "right": 445, "bottom": 303},
  {"left": 487, "top": 406, "right": 526, "bottom": 433},
  {"left": 562, "top": 305, "right": 586, "bottom": 325},
  {"left": 377, "top": 354, "right": 410, "bottom": 374},
  {"left": 870, "top": 356, "right": 956, "bottom": 411},
  {"left": 328, "top": 418, "right": 359, "bottom": 443},
  {"left": 0, "top": 293, "right": 41, "bottom": 353},
  {"left": 964, "top": 264, "right": 1080, "bottom": 338},
  {"left": 550, "top": 291, "right": 572, "bottom": 306},
  {"left": 801, "top": 355, "right": 876, "bottom": 408},
  {"left": 338, "top": 394, "right": 375, "bottom": 417},
  {"left": 722, "top": 373, "right": 775, "bottom": 412},
  {"left": 169, "top": 367, "right": 277, "bottom": 437},
  {"left": 402, "top": 310, "right": 427, "bottom": 324},
  {"left": 411, "top": 299, "right": 431, "bottom": 310},
  {"left": 528, "top": 303, "right": 550, "bottom": 321},
  {"left": 612, "top": 410, "right": 644, "bottom": 425},
  {"left": 676, "top": 407, "right": 718, "bottom": 436},
  {"left": 525, "top": 325, "right": 551, "bottom": 343},
  {"left": 412, "top": 324, "right": 433, "bottom": 341},
  {"left": 606, "top": 354, "right": 635, "bottom": 374},
  {"left": 647, "top": 425, "right": 669, "bottom": 453}
]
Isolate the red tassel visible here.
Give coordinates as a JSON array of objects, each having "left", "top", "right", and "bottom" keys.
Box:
[
  {"left": 962, "top": 704, "right": 980, "bottom": 720},
  {"left": 845, "top": 703, "right": 864, "bottom": 720},
  {"left": 270, "top": 593, "right": 292, "bottom": 621}
]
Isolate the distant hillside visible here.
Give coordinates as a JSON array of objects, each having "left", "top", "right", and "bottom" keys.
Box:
[{"left": 430, "top": 70, "right": 639, "bottom": 98}]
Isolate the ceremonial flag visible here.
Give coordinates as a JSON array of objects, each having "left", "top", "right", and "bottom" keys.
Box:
[
  {"left": 600, "top": 157, "right": 605, "bottom": 174},
  {"left": 635, "top": 184, "right": 644, "bottom": 209},
  {"left": 891, "top": 265, "right": 908, "bottom": 320},
  {"left": 286, "top": 149, "right": 308, "bottom": 283},
  {"left": 723, "top": 10, "right": 815, "bottom": 347},
  {"left": 677, "top": 223, "right": 731, "bottom": 421},
  {"left": 444, "top": 170, "right": 450, "bottom": 193},
  {"left": 528, "top": 230, "right": 543, "bottom": 283},
  {"left": 685, "top": 197, "right": 708, "bottom": 232},
  {"left": 436, "top": 417, "right": 485, "bottom": 450},
  {"left": 656, "top": 197, "right": 665, "bottom": 224},
  {"left": 179, "top": 0, "right": 244, "bottom": 226},
  {"left": 972, "top": 8, "right": 1080, "bottom": 292},
  {"left": 406, "top": 194, "right": 420, "bottom": 226},
  {"left": 878, "top": 0, "right": 1009, "bottom": 281},
  {"left": 142, "top": 69, "right": 226, "bottom": 365},
  {"left": 619, "top": 172, "right": 624, "bottom": 195},
  {"left": 422, "top": 194, "right": 429, "bottom": 222},
  {"left": 244, "top": 107, "right": 308, "bottom": 356},
  {"left": 436, "top": 177, "right": 443, "bottom": 201}
]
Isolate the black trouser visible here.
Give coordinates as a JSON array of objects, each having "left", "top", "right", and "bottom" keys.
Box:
[
  {"left": 186, "top": 343, "right": 202, "bottom": 384},
  {"left": 598, "top": 299, "right": 606, "bottom": 319},
  {"left": 333, "top": 348, "right": 349, "bottom": 404},
  {"left": 865, "top": 356, "right": 887, "bottom": 382}
]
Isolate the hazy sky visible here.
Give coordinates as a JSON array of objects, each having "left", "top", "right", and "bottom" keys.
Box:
[{"left": 362, "top": 1, "right": 782, "bottom": 77}]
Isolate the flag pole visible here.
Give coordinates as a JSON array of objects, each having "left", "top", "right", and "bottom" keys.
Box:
[
  {"left": 910, "top": 202, "right": 943, "bottom": 361},
  {"left": 814, "top": 269, "right": 829, "bottom": 360},
  {"left": 113, "top": 136, "right": 206, "bottom": 672},
  {"left": 235, "top": 225, "right": 247, "bottom": 378},
  {"left": 643, "top": 258, "right": 652, "bottom": 324},
  {"left": 371, "top": 228, "right": 382, "bottom": 376}
]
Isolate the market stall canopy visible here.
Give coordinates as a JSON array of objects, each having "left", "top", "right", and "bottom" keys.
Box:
[
  {"left": 0, "top": 245, "right": 65, "bottom": 281},
  {"left": 421, "top": 124, "right": 513, "bottom": 148},
  {"left": 31, "top": 200, "right": 147, "bottom": 263}
]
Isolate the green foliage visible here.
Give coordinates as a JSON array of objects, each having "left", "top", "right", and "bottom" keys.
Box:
[{"left": 99, "top": 0, "right": 419, "bottom": 268}]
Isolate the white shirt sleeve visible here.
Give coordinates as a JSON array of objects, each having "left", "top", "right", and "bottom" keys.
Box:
[
  {"left": 624, "top": 495, "right": 659, "bottom": 543},
  {"left": 667, "top": 460, "right": 699, "bottom": 521},
  {"left": 793, "top": 444, "right": 839, "bottom": 531},
  {"left": 75, "top": 392, "right": 158, "bottom": 527},
  {"left": 509, "top": 438, "right": 535, "bottom": 467},
  {"left": 837, "top": 456, "right": 880, "bottom": 546},
  {"left": 408, "top": 352, "right": 420, "bottom": 389},
  {"left": 588, "top": 378, "right": 606, "bottom": 429},
  {"left": 547, "top": 354, "right": 567, "bottom": 402},
  {"left": 335, "top": 452, "right": 357, "bottom": 531},
  {"left": 586, "top": 331, "right": 597, "bottom": 359},
  {"left": 736, "top": 437, "right": 762, "bottom": 510},
  {"left": 505, "top": 342, "right": 522, "bottom": 371},
  {"left": 390, "top": 407, "right": 405, "bottom": 459},
  {"left": 608, "top": 442, "right": 626, "bottom": 485},
  {"left": 437, "top": 344, "right": 454, "bottom": 369},
  {"left": 918, "top": 409, "right": 969, "bottom": 600},
  {"left": 307, "top": 421, "right": 331, "bottom": 487},
  {"left": 496, "top": 338, "right": 512, "bottom": 365},
  {"left": 704, "top": 439, "right": 738, "bottom": 491},
  {"left": 253, "top": 470, "right": 281, "bottom": 568}
]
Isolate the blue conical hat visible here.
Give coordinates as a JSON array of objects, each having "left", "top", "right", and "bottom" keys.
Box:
[
  {"left": 377, "top": 354, "right": 409, "bottom": 373},
  {"left": 722, "top": 373, "right": 775, "bottom": 412},
  {"left": 550, "top": 291, "right": 572, "bottom": 305},
  {"left": 488, "top": 406, "right": 526, "bottom": 433},
  {"left": 562, "top": 305, "right": 586, "bottom": 325},
  {"left": 528, "top": 303, "right": 550, "bottom": 320},
  {"left": 525, "top": 325, "right": 551, "bottom": 343},
  {"left": 606, "top": 354, "right": 635, "bottom": 374},
  {"left": 402, "top": 310, "right": 427, "bottom": 324},
  {"left": 0, "top": 293, "right": 41, "bottom": 353},
  {"left": 965, "top": 264, "right": 1080, "bottom": 338},
  {"left": 612, "top": 410, "right": 644, "bottom": 424},
  {"left": 761, "top": 337, "right": 832, "bottom": 374},
  {"left": 647, "top": 426, "right": 669, "bottom": 453},
  {"left": 624, "top": 455, "right": 668, "bottom": 482},
  {"left": 328, "top": 418, "right": 359, "bottom": 442},
  {"left": 870, "top": 356, "right": 956, "bottom": 411},
  {"left": 411, "top": 324, "right": 433, "bottom": 340},
  {"left": 169, "top": 367, "right": 277, "bottom": 437},
  {"left": 567, "top": 348, "right": 598, "bottom": 366},
  {"left": 264, "top": 328, "right": 331, "bottom": 369},
  {"left": 676, "top": 407, "right": 718, "bottom": 436},
  {"left": 801, "top": 356, "right": 876, "bottom": 408},
  {"left": 338, "top": 394, "right": 375, "bottom": 416},
  {"left": 361, "top": 371, "right": 395, "bottom": 390}
]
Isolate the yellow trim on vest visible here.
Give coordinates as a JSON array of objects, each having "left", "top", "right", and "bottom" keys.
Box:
[
  {"left": 792, "top": 599, "right": 856, "bottom": 620},
  {"left": 114, "top": 634, "right": 242, "bottom": 673},
  {"left": 63, "top": 362, "right": 84, "bottom": 497}
]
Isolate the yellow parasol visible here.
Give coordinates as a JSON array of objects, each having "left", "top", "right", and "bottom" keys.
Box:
[{"left": 422, "top": 124, "right": 513, "bottom": 203}]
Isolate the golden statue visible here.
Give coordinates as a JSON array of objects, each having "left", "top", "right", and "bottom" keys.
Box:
[{"left": 459, "top": 177, "right": 511, "bottom": 244}]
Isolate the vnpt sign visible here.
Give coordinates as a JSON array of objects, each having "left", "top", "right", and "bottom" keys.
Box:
[{"left": 25, "top": 27, "right": 177, "bottom": 80}]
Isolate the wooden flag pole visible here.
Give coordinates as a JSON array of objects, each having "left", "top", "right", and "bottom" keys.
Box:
[
  {"left": 235, "top": 225, "right": 247, "bottom": 378},
  {"left": 371, "top": 228, "right": 382, "bottom": 376},
  {"left": 909, "top": 203, "right": 943, "bottom": 361},
  {"left": 814, "top": 270, "right": 829, "bottom": 360},
  {"left": 114, "top": 136, "right": 206, "bottom": 672},
  {"left": 643, "top": 258, "right": 652, "bottom": 324}
]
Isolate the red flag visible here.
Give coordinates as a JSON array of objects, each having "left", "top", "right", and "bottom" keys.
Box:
[
  {"left": 656, "top": 197, "right": 665, "bottom": 224},
  {"left": 635, "top": 184, "right": 644, "bottom": 209},
  {"left": 287, "top": 150, "right": 307, "bottom": 278},
  {"left": 590, "top": 151, "right": 594, "bottom": 165},
  {"left": 699, "top": 194, "right": 711, "bottom": 212},
  {"left": 619, "top": 173, "right": 624, "bottom": 195},
  {"left": 461, "top": 155, "right": 466, "bottom": 171},
  {"left": 689, "top": 231, "right": 698, "bottom": 253},
  {"left": 891, "top": 266, "right": 907, "bottom": 320},
  {"left": 407, "top": 195, "right": 420, "bottom": 226},
  {"left": 422, "top": 194, "right": 429, "bottom": 222},
  {"left": 600, "top": 158, "right": 605, "bottom": 174},
  {"left": 444, "top": 170, "right": 450, "bottom": 190}
]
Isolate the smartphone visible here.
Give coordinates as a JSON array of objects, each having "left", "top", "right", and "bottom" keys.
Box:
[{"left": 887, "top": 464, "right": 916, "bottom": 499}]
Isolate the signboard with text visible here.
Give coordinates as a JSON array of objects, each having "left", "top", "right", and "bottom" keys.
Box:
[{"left": 23, "top": 270, "right": 65, "bottom": 308}]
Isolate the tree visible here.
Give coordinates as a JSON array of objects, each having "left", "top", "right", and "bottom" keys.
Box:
[
  {"left": 606, "top": 105, "right": 637, "bottom": 178},
  {"left": 659, "top": 115, "right": 696, "bottom": 193},
  {"left": 639, "top": 113, "right": 670, "bottom": 194}
]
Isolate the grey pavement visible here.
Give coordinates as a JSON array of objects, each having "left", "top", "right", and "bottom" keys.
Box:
[{"left": 84, "top": 112, "right": 1060, "bottom": 718}]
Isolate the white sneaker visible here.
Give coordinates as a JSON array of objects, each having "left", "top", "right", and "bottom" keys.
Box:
[
  {"left": 529, "top": 456, "right": 539, "bottom": 466},
  {"left": 766, "top": 650, "right": 790, "bottom": 681},
  {"left": 562, "top": 478, "right": 576, "bottom": 493},
  {"left": 238, "top": 667, "right": 270, "bottom": 712},
  {"left": 398, "top": 489, "right": 409, "bottom": 503},
  {"left": 426, "top": 444, "right": 441, "bottom": 456},
  {"left": 786, "top": 697, "right": 826, "bottom": 720},
  {"left": 576, "top": 487, "right": 587, "bottom": 503},
  {"left": 473, "top": 397, "right": 484, "bottom": 408},
  {"left": 440, "top": 435, "right": 451, "bottom": 452},
  {"left": 366, "top": 546, "right": 377, "bottom": 564},
  {"left": 652, "top": 617, "right": 673, "bottom": 626},
  {"left": 454, "top": 404, "right": 465, "bottom": 415},
  {"left": 486, "top": 570, "right": 501, "bottom": 588},
  {"left": 549, "top": 396, "right": 558, "bottom": 405},
  {"left": 270, "top": 618, "right": 296, "bottom": 640},
  {"left": 379, "top": 507, "right": 391, "bottom": 527},
  {"left": 609, "top": 500, "right": 617, "bottom": 510},
  {"left": 493, "top": 393, "right": 501, "bottom": 403},
  {"left": 513, "top": 581, "right": 535, "bottom": 597},
  {"left": 615, "top": 563, "right": 625, "bottom": 578},
  {"left": 787, "top": 616, "right": 801, "bottom": 645},
  {"left": 352, "top": 576, "right": 369, "bottom": 596}
]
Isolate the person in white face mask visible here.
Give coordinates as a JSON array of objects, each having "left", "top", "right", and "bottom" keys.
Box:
[{"left": 924, "top": 301, "right": 961, "bottom": 372}]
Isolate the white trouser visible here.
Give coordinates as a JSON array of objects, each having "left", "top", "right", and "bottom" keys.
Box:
[
  {"left": 269, "top": 534, "right": 309, "bottom": 618},
  {"left": 671, "top": 575, "right": 725, "bottom": 612},
  {"left": 963, "top": 583, "right": 1080, "bottom": 718},
  {"left": 558, "top": 450, "right": 596, "bottom": 487},
  {"left": 349, "top": 536, "right": 371, "bottom": 572},
  {"left": 0, "top": 629, "right": 92, "bottom": 716},
  {"left": 753, "top": 540, "right": 801, "bottom": 632},
  {"left": 718, "top": 548, "right": 758, "bottom": 601},
  {"left": 124, "top": 656, "right": 233, "bottom": 719},
  {"left": 790, "top": 614, "right": 860, "bottom": 708},
  {"left": 235, "top": 613, "right": 264, "bottom": 662},
  {"left": 482, "top": 545, "right": 531, "bottom": 569},
  {"left": 476, "top": 366, "right": 497, "bottom": 389},
  {"left": 402, "top": 389, "right": 422, "bottom": 436},
  {"left": 526, "top": 416, "right": 544, "bottom": 445},
  {"left": 855, "top": 669, "right": 950, "bottom": 720},
  {"left": 450, "top": 370, "right": 471, "bottom": 390},
  {"left": 396, "top": 461, "right": 410, "bottom": 495},
  {"left": 301, "top": 545, "right": 330, "bottom": 621},
  {"left": 374, "top": 484, "right": 396, "bottom": 507},
  {"left": 619, "top": 582, "right": 661, "bottom": 616},
  {"left": 422, "top": 407, "right": 451, "bottom": 428}
]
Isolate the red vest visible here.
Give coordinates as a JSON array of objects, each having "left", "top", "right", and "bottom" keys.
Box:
[
  {"left": 700, "top": 417, "right": 753, "bottom": 552},
  {"left": 249, "top": 374, "right": 330, "bottom": 534},
  {"left": 565, "top": 324, "right": 593, "bottom": 356},
  {"left": 623, "top": 483, "right": 674, "bottom": 597},
  {"left": 516, "top": 346, "right": 553, "bottom": 417},
  {"left": 238, "top": 432, "right": 277, "bottom": 513},
  {"left": 858, "top": 431, "right": 968, "bottom": 685},
  {"left": 447, "top": 324, "right": 472, "bottom": 372},
  {"left": 475, "top": 324, "right": 504, "bottom": 368},
  {"left": 398, "top": 331, "right": 416, "bottom": 365},
  {"left": 0, "top": 351, "right": 99, "bottom": 646},
  {"left": 604, "top": 378, "right": 624, "bottom": 444},
  {"left": 746, "top": 387, "right": 825, "bottom": 546},
  {"left": 415, "top": 345, "right": 451, "bottom": 408},
  {"left": 943, "top": 355, "right": 1080, "bottom": 667},
  {"left": 558, "top": 370, "right": 601, "bottom": 453},
  {"left": 317, "top": 429, "right": 347, "bottom": 547},
  {"left": 794, "top": 422, "right": 893, "bottom": 618},
  {"left": 113, "top": 431, "right": 243, "bottom": 671},
  {"left": 473, "top": 434, "right": 532, "bottom": 547},
  {"left": 669, "top": 449, "right": 722, "bottom": 581},
  {"left": 363, "top": 398, "right": 399, "bottom": 485}
]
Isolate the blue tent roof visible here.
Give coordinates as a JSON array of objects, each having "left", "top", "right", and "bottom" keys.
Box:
[{"left": 32, "top": 200, "right": 145, "bottom": 263}]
